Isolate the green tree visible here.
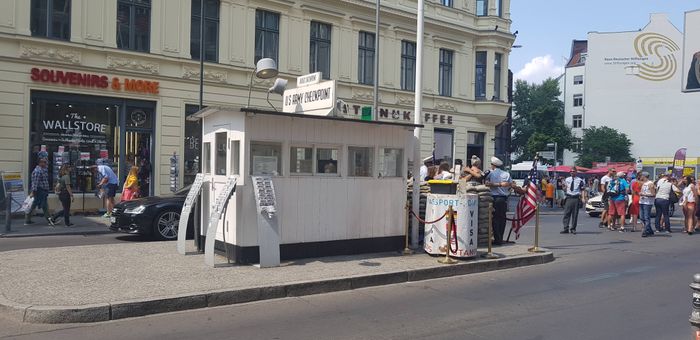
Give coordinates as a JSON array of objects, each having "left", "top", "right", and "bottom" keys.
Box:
[
  {"left": 575, "top": 126, "right": 634, "bottom": 168},
  {"left": 512, "top": 78, "right": 574, "bottom": 164}
]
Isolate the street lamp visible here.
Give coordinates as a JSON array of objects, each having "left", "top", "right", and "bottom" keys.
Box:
[
  {"left": 547, "top": 142, "right": 558, "bottom": 188},
  {"left": 246, "top": 58, "right": 279, "bottom": 108}
]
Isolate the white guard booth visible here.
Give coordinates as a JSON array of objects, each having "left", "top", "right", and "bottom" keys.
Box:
[{"left": 188, "top": 106, "right": 421, "bottom": 265}]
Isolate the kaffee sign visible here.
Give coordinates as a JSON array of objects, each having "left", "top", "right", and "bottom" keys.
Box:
[
  {"left": 336, "top": 101, "right": 454, "bottom": 125},
  {"left": 30, "top": 67, "right": 160, "bottom": 95}
]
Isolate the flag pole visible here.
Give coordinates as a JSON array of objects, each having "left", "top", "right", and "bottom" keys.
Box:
[{"left": 410, "top": 0, "right": 424, "bottom": 249}]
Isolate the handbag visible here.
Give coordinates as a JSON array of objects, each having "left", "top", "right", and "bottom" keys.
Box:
[
  {"left": 20, "top": 196, "right": 34, "bottom": 214},
  {"left": 668, "top": 187, "right": 679, "bottom": 204}
]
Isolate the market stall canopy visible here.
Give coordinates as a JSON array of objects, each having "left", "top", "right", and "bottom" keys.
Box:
[
  {"left": 584, "top": 167, "right": 612, "bottom": 175},
  {"left": 547, "top": 165, "right": 590, "bottom": 173}
]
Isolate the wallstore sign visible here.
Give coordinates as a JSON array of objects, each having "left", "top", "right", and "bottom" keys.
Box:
[
  {"left": 30, "top": 67, "right": 160, "bottom": 95},
  {"left": 336, "top": 101, "right": 454, "bottom": 125}
]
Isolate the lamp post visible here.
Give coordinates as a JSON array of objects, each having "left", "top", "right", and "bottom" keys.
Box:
[{"left": 547, "top": 142, "right": 558, "bottom": 189}]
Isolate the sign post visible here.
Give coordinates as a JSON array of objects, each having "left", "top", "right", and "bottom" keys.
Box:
[
  {"left": 177, "top": 173, "right": 206, "bottom": 255},
  {"left": 204, "top": 177, "right": 237, "bottom": 267},
  {"left": 0, "top": 172, "right": 26, "bottom": 214},
  {"left": 252, "top": 176, "right": 280, "bottom": 268},
  {"left": 282, "top": 80, "right": 336, "bottom": 116}
]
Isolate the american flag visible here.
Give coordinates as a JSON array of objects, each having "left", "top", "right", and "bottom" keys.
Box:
[{"left": 512, "top": 158, "right": 539, "bottom": 239}]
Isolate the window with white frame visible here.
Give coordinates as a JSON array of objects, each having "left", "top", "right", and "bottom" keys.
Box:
[
  {"left": 358, "top": 31, "right": 375, "bottom": 85},
  {"left": 476, "top": 0, "right": 488, "bottom": 16},
  {"left": 348, "top": 146, "right": 373, "bottom": 177},
  {"left": 290, "top": 146, "right": 313, "bottom": 174},
  {"left": 573, "top": 75, "right": 583, "bottom": 85},
  {"left": 317, "top": 147, "right": 339, "bottom": 174},
  {"left": 230, "top": 140, "right": 240, "bottom": 175},
  {"left": 441, "top": 0, "right": 453, "bottom": 7},
  {"left": 572, "top": 114, "right": 582, "bottom": 128},
  {"left": 401, "top": 40, "right": 416, "bottom": 91},
  {"left": 573, "top": 94, "right": 583, "bottom": 107},
  {"left": 215, "top": 132, "right": 227, "bottom": 175},
  {"left": 310, "top": 21, "right": 332, "bottom": 80},
  {"left": 202, "top": 142, "right": 211, "bottom": 174},
  {"left": 379, "top": 148, "right": 403, "bottom": 177},
  {"left": 250, "top": 142, "right": 282, "bottom": 175},
  {"left": 439, "top": 49, "right": 453, "bottom": 97}
]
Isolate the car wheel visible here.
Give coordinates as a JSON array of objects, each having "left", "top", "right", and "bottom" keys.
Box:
[{"left": 153, "top": 209, "right": 180, "bottom": 241}]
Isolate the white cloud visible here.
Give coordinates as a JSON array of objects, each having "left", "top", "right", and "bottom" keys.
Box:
[{"left": 514, "top": 55, "right": 564, "bottom": 83}]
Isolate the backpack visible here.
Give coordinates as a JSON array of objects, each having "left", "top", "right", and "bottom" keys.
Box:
[
  {"left": 668, "top": 186, "right": 679, "bottom": 204},
  {"left": 607, "top": 179, "right": 620, "bottom": 196}
]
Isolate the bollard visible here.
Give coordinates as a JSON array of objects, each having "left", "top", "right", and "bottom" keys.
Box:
[
  {"left": 4, "top": 193, "right": 11, "bottom": 233},
  {"left": 402, "top": 202, "right": 414, "bottom": 255},
  {"left": 481, "top": 203, "right": 499, "bottom": 259},
  {"left": 689, "top": 273, "right": 700, "bottom": 339},
  {"left": 438, "top": 205, "right": 458, "bottom": 265},
  {"left": 528, "top": 204, "right": 545, "bottom": 253}
]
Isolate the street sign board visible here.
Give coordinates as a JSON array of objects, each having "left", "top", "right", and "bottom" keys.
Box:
[
  {"left": 296, "top": 72, "right": 321, "bottom": 87},
  {"left": 282, "top": 80, "right": 336, "bottom": 116},
  {"left": 538, "top": 151, "right": 555, "bottom": 159}
]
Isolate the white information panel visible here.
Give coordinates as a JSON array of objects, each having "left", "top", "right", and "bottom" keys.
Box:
[
  {"left": 251, "top": 176, "right": 280, "bottom": 268},
  {"left": 204, "top": 176, "right": 237, "bottom": 267},
  {"left": 177, "top": 173, "right": 206, "bottom": 255},
  {"left": 423, "top": 193, "right": 478, "bottom": 258}
]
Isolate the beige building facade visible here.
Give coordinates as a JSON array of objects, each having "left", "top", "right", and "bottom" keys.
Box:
[{"left": 0, "top": 0, "right": 512, "bottom": 209}]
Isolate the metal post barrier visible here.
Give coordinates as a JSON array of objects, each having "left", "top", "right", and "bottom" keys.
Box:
[
  {"left": 482, "top": 203, "right": 498, "bottom": 259},
  {"left": 438, "top": 205, "right": 457, "bottom": 264},
  {"left": 689, "top": 274, "right": 700, "bottom": 339},
  {"left": 402, "top": 202, "right": 413, "bottom": 255},
  {"left": 5, "top": 193, "right": 11, "bottom": 233},
  {"left": 528, "top": 204, "right": 545, "bottom": 253}
]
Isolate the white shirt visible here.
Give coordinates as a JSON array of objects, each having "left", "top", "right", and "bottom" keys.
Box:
[
  {"left": 655, "top": 178, "right": 678, "bottom": 200},
  {"left": 420, "top": 165, "right": 428, "bottom": 181},
  {"left": 683, "top": 185, "right": 696, "bottom": 203},
  {"left": 600, "top": 175, "right": 612, "bottom": 193},
  {"left": 564, "top": 176, "right": 585, "bottom": 196},
  {"left": 439, "top": 171, "right": 454, "bottom": 180},
  {"left": 639, "top": 180, "right": 655, "bottom": 205}
]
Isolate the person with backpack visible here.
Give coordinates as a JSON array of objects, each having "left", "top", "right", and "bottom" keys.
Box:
[
  {"left": 608, "top": 171, "right": 630, "bottom": 232},
  {"left": 655, "top": 172, "right": 679, "bottom": 233}
]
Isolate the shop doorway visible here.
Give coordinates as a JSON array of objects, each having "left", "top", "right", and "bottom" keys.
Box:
[
  {"left": 120, "top": 104, "right": 155, "bottom": 197},
  {"left": 466, "top": 131, "right": 485, "bottom": 167}
]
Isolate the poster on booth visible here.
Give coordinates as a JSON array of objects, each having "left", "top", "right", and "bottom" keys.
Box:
[
  {"left": 1, "top": 172, "right": 27, "bottom": 213},
  {"left": 423, "top": 193, "right": 478, "bottom": 258}
]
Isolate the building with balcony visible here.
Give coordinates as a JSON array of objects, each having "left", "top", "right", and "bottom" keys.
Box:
[{"left": 0, "top": 0, "right": 513, "bottom": 210}]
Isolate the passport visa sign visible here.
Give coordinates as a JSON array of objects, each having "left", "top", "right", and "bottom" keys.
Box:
[
  {"left": 423, "top": 193, "right": 478, "bottom": 258},
  {"left": 1, "top": 172, "right": 27, "bottom": 213}
]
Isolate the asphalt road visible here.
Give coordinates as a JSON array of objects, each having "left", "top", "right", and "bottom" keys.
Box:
[
  {"left": 1, "top": 212, "right": 698, "bottom": 339},
  {"left": 0, "top": 233, "right": 152, "bottom": 253}
]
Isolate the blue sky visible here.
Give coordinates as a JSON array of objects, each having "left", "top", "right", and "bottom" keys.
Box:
[{"left": 509, "top": 0, "right": 697, "bottom": 83}]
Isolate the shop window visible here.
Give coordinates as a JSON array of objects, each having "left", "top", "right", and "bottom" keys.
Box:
[
  {"left": 31, "top": 0, "right": 71, "bottom": 41},
  {"left": 190, "top": 0, "right": 220, "bottom": 62},
  {"left": 310, "top": 21, "right": 332, "bottom": 80},
  {"left": 184, "top": 105, "right": 203, "bottom": 186},
  {"left": 250, "top": 142, "right": 282, "bottom": 176},
  {"left": 401, "top": 40, "right": 416, "bottom": 91},
  {"left": 434, "top": 129, "right": 453, "bottom": 165},
  {"left": 475, "top": 51, "right": 487, "bottom": 99},
  {"left": 117, "top": 0, "right": 151, "bottom": 52},
  {"left": 348, "top": 146, "right": 373, "bottom": 177},
  {"left": 317, "top": 147, "right": 339, "bottom": 175},
  {"left": 215, "top": 132, "right": 226, "bottom": 175},
  {"left": 467, "top": 131, "right": 485, "bottom": 167},
  {"left": 29, "top": 91, "right": 154, "bottom": 194},
  {"left": 202, "top": 142, "right": 211, "bottom": 174},
  {"left": 290, "top": 146, "right": 313, "bottom": 174},
  {"left": 358, "top": 31, "right": 375, "bottom": 85},
  {"left": 230, "top": 140, "right": 240, "bottom": 175},
  {"left": 254, "top": 9, "right": 279, "bottom": 64},
  {"left": 379, "top": 148, "right": 403, "bottom": 177},
  {"left": 439, "top": 49, "right": 453, "bottom": 97}
]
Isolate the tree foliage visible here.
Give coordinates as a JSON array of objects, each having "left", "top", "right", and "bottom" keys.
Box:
[
  {"left": 575, "top": 126, "right": 634, "bottom": 168},
  {"left": 511, "top": 78, "right": 574, "bottom": 164}
]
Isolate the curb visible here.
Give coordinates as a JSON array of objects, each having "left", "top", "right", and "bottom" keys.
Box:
[
  {"left": 0, "top": 251, "right": 554, "bottom": 324},
  {"left": 0, "top": 230, "right": 112, "bottom": 238}
]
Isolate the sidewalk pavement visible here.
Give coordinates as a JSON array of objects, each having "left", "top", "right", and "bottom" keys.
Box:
[
  {"left": 0, "top": 215, "right": 111, "bottom": 238},
  {"left": 0, "top": 241, "right": 553, "bottom": 324}
]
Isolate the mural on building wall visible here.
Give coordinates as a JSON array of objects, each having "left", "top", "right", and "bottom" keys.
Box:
[{"left": 632, "top": 32, "right": 680, "bottom": 81}]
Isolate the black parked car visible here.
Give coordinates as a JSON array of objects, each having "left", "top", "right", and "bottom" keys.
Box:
[{"left": 110, "top": 185, "right": 193, "bottom": 240}]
